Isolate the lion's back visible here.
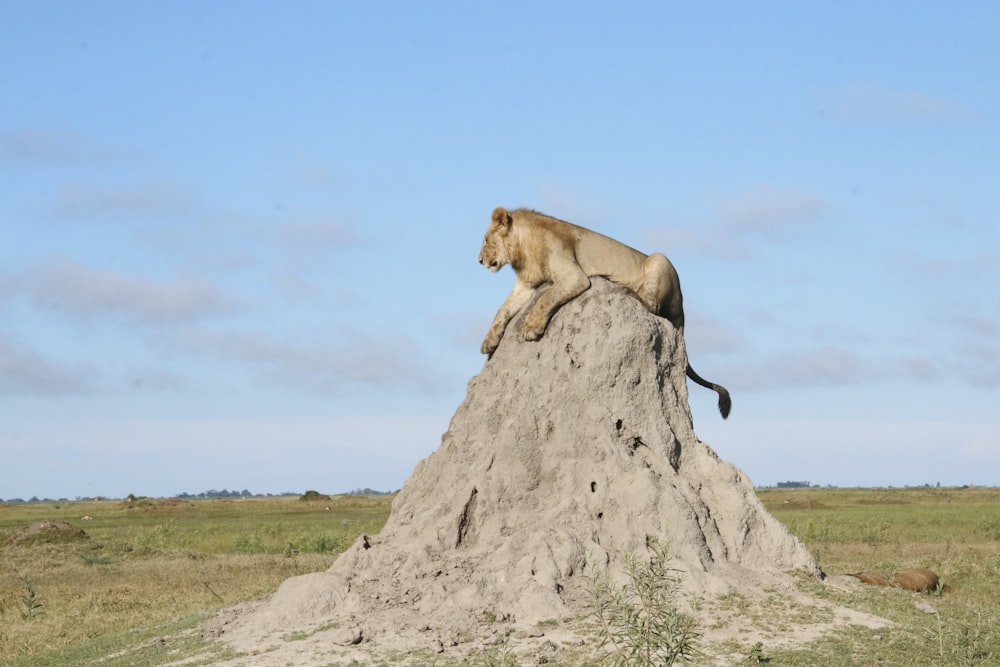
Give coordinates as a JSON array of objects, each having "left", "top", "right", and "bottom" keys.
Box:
[{"left": 511, "top": 208, "right": 647, "bottom": 283}]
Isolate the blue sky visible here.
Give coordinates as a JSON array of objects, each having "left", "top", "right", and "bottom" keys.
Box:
[{"left": 2, "top": 2, "right": 997, "bottom": 499}]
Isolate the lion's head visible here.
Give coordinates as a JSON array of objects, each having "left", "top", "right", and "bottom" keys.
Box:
[{"left": 478, "top": 206, "right": 514, "bottom": 272}]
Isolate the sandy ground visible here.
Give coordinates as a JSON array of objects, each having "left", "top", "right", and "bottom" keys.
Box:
[{"left": 190, "top": 573, "right": 888, "bottom": 666}]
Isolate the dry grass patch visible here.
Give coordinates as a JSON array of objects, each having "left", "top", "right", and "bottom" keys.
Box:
[
  {"left": 0, "top": 495, "right": 390, "bottom": 664},
  {"left": 2, "top": 488, "right": 998, "bottom": 666},
  {"left": 752, "top": 486, "right": 1000, "bottom": 666}
]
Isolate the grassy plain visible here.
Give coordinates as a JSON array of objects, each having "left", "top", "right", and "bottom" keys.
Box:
[
  {"left": 0, "top": 494, "right": 388, "bottom": 666},
  {"left": 756, "top": 485, "right": 1000, "bottom": 666},
  {"left": 1, "top": 486, "right": 998, "bottom": 666}
]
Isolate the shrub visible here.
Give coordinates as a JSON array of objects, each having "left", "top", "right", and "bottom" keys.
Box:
[
  {"left": 299, "top": 490, "right": 332, "bottom": 502},
  {"left": 587, "top": 536, "right": 701, "bottom": 666}
]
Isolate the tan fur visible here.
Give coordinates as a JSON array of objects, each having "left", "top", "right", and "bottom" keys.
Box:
[
  {"left": 850, "top": 571, "right": 891, "bottom": 587},
  {"left": 849, "top": 568, "right": 950, "bottom": 593},
  {"left": 479, "top": 206, "right": 731, "bottom": 419}
]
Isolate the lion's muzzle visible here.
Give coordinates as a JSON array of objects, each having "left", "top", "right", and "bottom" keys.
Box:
[{"left": 478, "top": 255, "right": 501, "bottom": 272}]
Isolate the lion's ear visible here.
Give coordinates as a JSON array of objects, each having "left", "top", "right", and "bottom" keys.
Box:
[{"left": 491, "top": 206, "right": 512, "bottom": 233}]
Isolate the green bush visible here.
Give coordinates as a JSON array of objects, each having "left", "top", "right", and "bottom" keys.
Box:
[{"left": 587, "top": 536, "right": 701, "bottom": 666}]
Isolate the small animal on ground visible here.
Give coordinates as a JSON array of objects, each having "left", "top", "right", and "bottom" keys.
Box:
[
  {"left": 478, "top": 206, "right": 731, "bottom": 418},
  {"left": 849, "top": 568, "right": 950, "bottom": 594}
]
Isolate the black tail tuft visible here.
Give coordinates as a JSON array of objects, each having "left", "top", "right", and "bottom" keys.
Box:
[
  {"left": 717, "top": 386, "right": 732, "bottom": 419},
  {"left": 686, "top": 364, "right": 732, "bottom": 420}
]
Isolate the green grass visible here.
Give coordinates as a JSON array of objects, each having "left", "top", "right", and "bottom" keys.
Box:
[
  {"left": 2, "top": 613, "right": 238, "bottom": 667},
  {"left": 751, "top": 486, "right": 1000, "bottom": 666},
  {"left": 0, "top": 494, "right": 391, "bottom": 665},
  {"left": 2, "top": 487, "right": 998, "bottom": 666}
]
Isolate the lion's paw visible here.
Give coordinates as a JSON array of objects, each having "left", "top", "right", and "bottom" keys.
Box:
[{"left": 523, "top": 327, "right": 543, "bottom": 342}]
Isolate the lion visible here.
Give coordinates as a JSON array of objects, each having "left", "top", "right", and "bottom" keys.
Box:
[
  {"left": 478, "top": 206, "right": 731, "bottom": 419},
  {"left": 849, "top": 568, "right": 950, "bottom": 594}
]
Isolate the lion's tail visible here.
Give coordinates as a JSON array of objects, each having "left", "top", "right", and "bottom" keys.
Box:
[{"left": 686, "top": 364, "right": 732, "bottom": 419}]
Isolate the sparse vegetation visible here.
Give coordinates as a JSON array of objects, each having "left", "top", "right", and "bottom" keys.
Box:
[
  {"left": 478, "top": 631, "right": 518, "bottom": 667},
  {"left": 0, "top": 493, "right": 390, "bottom": 665},
  {"left": 756, "top": 486, "right": 1000, "bottom": 666},
  {"left": 17, "top": 576, "right": 43, "bottom": 621},
  {"left": 587, "top": 536, "right": 701, "bottom": 666},
  {"left": 744, "top": 641, "right": 770, "bottom": 664},
  {"left": 0, "top": 487, "right": 997, "bottom": 666}
]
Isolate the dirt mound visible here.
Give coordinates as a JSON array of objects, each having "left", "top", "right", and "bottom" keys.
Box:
[
  {"left": 4, "top": 520, "right": 90, "bottom": 546},
  {"left": 206, "top": 279, "right": 884, "bottom": 665}
]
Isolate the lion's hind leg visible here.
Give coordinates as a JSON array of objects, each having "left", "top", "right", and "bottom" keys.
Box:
[{"left": 638, "top": 252, "right": 684, "bottom": 331}]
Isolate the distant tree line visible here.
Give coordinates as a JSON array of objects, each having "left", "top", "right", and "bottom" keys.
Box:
[
  {"left": 764, "top": 481, "right": 948, "bottom": 490},
  {"left": 173, "top": 489, "right": 256, "bottom": 499},
  {"left": 1, "top": 487, "right": 394, "bottom": 504},
  {"left": 349, "top": 488, "right": 392, "bottom": 495}
]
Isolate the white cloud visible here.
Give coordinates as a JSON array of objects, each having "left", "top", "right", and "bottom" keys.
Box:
[
  {"left": 642, "top": 227, "right": 751, "bottom": 261},
  {"left": 0, "top": 334, "right": 95, "bottom": 395},
  {"left": 270, "top": 214, "right": 366, "bottom": 279},
  {"left": 642, "top": 186, "right": 829, "bottom": 260},
  {"left": 48, "top": 181, "right": 195, "bottom": 218},
  {"left": 713, "top": 186, "right": 829, "bottom": 235},
  {"left": 702, "top": 418, "right": 1000, "bottom": 488},
  {"left": 727, "top": 346, "right": 872, "bottom": 391},
  {"left": 892, "top": 249, "right": 997, "bottom": 286},
  {"left": 3, "top": 259, "right": 236, "bottom": 324},
  {"left": 828, "top": 86, "right": 972, "bottom": 123},
  {"left": 535, "top": 186, "right": 624, "bottom": 228},
  {"left": 124, "top": 366, "right": 187, "bottom": 392},
  {"left": 170, "top": 327, "right": 452, "bottom": 395},
  {"left": 1, "top": 412, "right": 448, "bottom": 499},
  {"left": 682, "top": 310, "right": 741, "bottom": 356},
  {"left": 284, "top": 162, "right": 342, "bottom": 189},
  {"left": 278, "top": 216, "right": 359, "bottom": 248},
  {"left": 955, "top": 314, "right": 1000, "bottom": 339},
  {"left": 955, "top": 338, "right": 1000, "bottom": 388},
  {"left": 0, "top": 127, "right": 125, "bottom": 166},
  {"left": 893, "top": 355, "right": 943, "bottom": 382}
]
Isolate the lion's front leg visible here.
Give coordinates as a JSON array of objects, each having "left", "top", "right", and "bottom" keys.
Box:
[
  {"left": 480, "top": 328, "right": 503, "bottom": 356},
  {"left": 523, "top": 270, "right": 591, "bottom": 341},
  {"left": 482, "top": 282, "right": 534, "bottom": 355}
]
